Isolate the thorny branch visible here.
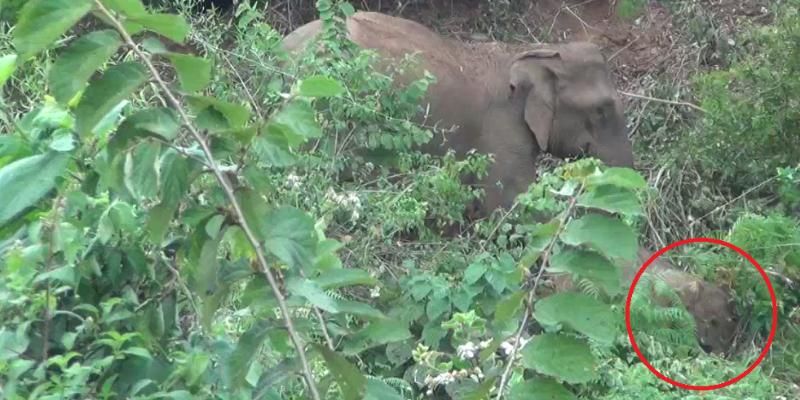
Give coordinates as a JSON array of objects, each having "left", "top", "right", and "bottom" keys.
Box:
[{"left": 93, "top": 2, "right": 321, "bottom": 398}]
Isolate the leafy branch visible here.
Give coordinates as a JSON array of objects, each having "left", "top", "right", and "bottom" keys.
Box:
[{"left": 92, "top": 1, "right": 321, "bottom": 398}]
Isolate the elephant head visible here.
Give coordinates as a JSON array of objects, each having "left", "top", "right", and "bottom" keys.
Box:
[{"left": 507, "top": 42, "right": 633, "bottom": 167}]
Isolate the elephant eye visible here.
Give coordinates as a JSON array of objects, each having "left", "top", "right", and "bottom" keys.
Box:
[{"left": 509, "top": 84, "right": 516, "bottom": 94}]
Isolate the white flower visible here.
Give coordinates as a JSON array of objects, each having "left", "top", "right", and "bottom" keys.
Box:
[
  {"left": 369, "top": 286, "right": 381, "bottom": 298},
  {"left": 285, "top": 173, "right": 302, "bottom": 189},
  {"left": 478, "top": 339, "right": 492, "bottom": 349},
  {"left": 457, "top": 342, "right": 478, "bottom": 360}
]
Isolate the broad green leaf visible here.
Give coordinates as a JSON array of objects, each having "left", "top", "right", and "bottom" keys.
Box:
[
  {"left": 313, "top": 344, "right": 366, "bottom": 400},
  {"left": 577, "top": 185, "right": 641, "bottom": 216},
  {"left": 146, "top": 202, "right": 174, "bottom": 244},
  {"left": 13, "top": 0, "right": 92, "bottom": 60},
  {"left": 549, "top": 249, "right": 622, "bottom": 297},
  {"left": 186, "top": 95, "right": 250, "bottom": 131},
  {"left": 534, "top": 292, "right": 618, "bottom": 345},
  {"left": 333, "top": 299, "right": 386, "bottom": 320},
  {"left": 252, "top": 133, "right": 297, "bottom": 167},
  {"left": 128, "top": 13, "right": 190, "bottom": 43},
  {"left": 167, "top": 53, "right": 211, "bottom": 93},
  {"left": 122, "top": 347, "right": 153, "bottom": 360},
  {"left": 266, "top": 99, "right": 321, "bottom": 147},
  {"left": 108, "top": 107, "right": 180, "bottom": 155},
  {"left": 0, "top": 152, "right": 69, "bottom": 227},
  {"left": 509, "top": 377, "right": 577, "bottom": 400},
  {"left": 48, "top": 30, "right": 122, "bottom": 104},
  {"left": 364, "top": 378, "right": 404, "bottom": 400},
  {"left": 75, "top": 62, "right": 148, "bottom": 136},
  {"left": 0, "top": 54, "right": 18, "bottom": 87},
  {"left": 123, "top": 141, "right": 160, "bottom": 201},
  {"left": 494, "top": 291, "right": 525, "bottom": 323},
  {"left": 463, "top": 261, "right": 488, "bottom": 284},
  {"left": 298, "top": 75, "right": 345, "bottom": 97},
  {"left": 158, "top": 149, "right": 192, "bottom": 209},
  {"left": 263, "top": 206, "right": 317, "bottom": 269},
  {"left": 521, "top": 333, "right": 597, "bottom": 384},
  {"left": 286, "top": 278, "right": 339, "bottom": 313},
  {"left": 587, "top": 167, "right": 646, "bottom": 190},
  {"left": 561, "top": 214, "right": 637, "bottom": 261},
  {"left": 315, "top": 269, "right": 377, "bottom": 290},
  {"left": 225, "top": 320, "right": 269, "bottom": 389},
  {"left": 343, "top": 320, "right": 413, "bottom": 355}
]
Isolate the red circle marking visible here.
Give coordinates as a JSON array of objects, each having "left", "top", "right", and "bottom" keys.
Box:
[{"left": 624, "top": 237, "right": 778, "bottom": 391}]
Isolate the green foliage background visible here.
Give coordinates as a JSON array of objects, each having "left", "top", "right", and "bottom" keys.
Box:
[{"left": 0, "top": 0, "right": 798, "bottom": 399}]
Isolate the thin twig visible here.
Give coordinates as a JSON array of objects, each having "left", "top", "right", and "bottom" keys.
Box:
[
  {"left": 496, "top": 197, "right": 578, "bottom": 399},
  {"left": 618, "top": 90, "right": 707, "bottom": 113},
  {"left": 93, "top": 2, "right": 320, "bottom": 398}
]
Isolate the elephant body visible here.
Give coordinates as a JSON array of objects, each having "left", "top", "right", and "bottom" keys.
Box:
[{"left": 283, "top": 11, "right": 633, "bottom": 215}]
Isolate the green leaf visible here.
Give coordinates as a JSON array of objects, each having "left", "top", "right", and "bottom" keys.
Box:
[
  {"left": 549, "top": 249, "right": 622, "bottom": 297},
  {"left": 534, "top": 292, "right": 618, "bottom": 345},
  {"left": 187, "top": 95, "right": 250, "bottom": 131},
  {"left": 0, "top": 54, "right": 18, "bottom": 87},
  {"left": 313, "top": 344, "right": 366, "bottom": 400},
  {"left": 521, "top": 333, "right": 597, "bottom": 384},
  {"left": 298, "top": 75, "right": 345, "bottom": 97},
  {"left": 13, "top": 0, "right": 92, "bottom": 60},
  {"left": 314, "top": 269, "right": 377, "bottom": 290},
  {"left": 364, "top": 379, "right": 404, "bottom": 400},
  {"left": 286, "top": 278, "right": 339, "bottom": 313},
  {"left": 167, "top": 53, "right": 211, "bottom": 93},
  {"left": 159, "top": 149, "right": 193, "bottom": 209},
  {"left": 334, "top": 299, "right": 387, "bottom": 320},
  {"left": 0, "top": 152, "right": 69, "bottom": 227},
  {"left": 587, "top": 167, "right": 646, "bottom": 190},
  {"left": 128, "top": 13, "right": 190, "bottom": 43},
  {"left": 266, "top": 99, "right": 321, "bottom": 147},
  {"left": 263, "top": 206, "right": 317, "bottom": 269},
  {"left": 108, "top": 107, "right": 180, "bottom": 155},
  {"left": 48, "top": 30, "right": 122, "bottom": 104},
  {"left": 494, "top": 291, "right": 525, "bottom": 323},
  {"left": 124, "top": 141, "right": 160, "bottom": 201},
  {"left": 561, "top": 214, "right": 637, "bottom": 261},
  {"left": 577, "top": 185, "right": 641, "bottom": 216},
  {"left": 509, "top": 377, "right": 577, "bottom": 400},
  {"left": 75, "top": 62, "right": 148, "bottom": 136},
  {"left": 343, "top": 320, "right": 412, "bottom": 356},
  {"left": 122, "top": 347, "right": 152, "bottom": 360},
  {"left": 226, "top": 320, "right": 269, "bottom": 389},
  {"left": 463, "top": 261, "right": 488, "bottom": 284},
  {"left": 146, "top": 202, "right": 175, "bottom": 244},
  {"left": 252, "top": 133, "right": 297, "bottom": 166}
]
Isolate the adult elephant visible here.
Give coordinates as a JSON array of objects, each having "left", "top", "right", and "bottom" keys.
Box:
[{"left": 282, "top": 11, "right": 633, "bottom": 216}]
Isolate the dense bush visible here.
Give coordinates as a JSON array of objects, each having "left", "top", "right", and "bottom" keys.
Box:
[{"left": 676, "top": 0, "right": 800, "bottom": 195}]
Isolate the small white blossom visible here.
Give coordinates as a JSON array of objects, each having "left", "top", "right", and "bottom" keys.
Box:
[
  {"left": 285, "top": 173, "right": 302, "bottom": 189},
  {"left": 457, "top": 342, "right": 478, "bottom": 360},
  {"left": 369, "top": 286, "right": 381, "bottom": 298},
  {"left": 478, "top": 339, "right": 492, "bottom": 349}
]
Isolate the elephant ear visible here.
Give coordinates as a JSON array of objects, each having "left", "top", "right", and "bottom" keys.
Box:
[{"left": 510, "top": 50, "right": 560, "bottom": 151}]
